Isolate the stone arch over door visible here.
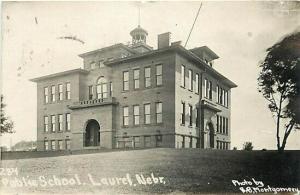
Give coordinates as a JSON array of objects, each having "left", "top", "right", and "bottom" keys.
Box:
[{"left": 84, "top": 119, "right": 100, "bottom": 147}]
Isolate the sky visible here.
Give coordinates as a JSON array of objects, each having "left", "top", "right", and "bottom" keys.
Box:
[{"left": 1, "top": 1, "right": 300, "bottom": 150}]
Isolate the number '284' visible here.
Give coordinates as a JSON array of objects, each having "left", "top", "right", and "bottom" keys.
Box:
[{"left": 0, "top": 168, "right": 18, "bottom": 176}]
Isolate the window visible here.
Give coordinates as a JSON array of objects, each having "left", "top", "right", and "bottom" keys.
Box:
[
  {"left": 88, "top": 85, "right": 94, "bottom": 100},
  {"left": 217, "top": 85, "right": 220, "bottom": 103},
  {"left": 188, "top": 69, "right": 193, "bottom": 91},
  {"left": 123, "top": 71, "right": 129, "bottom": 91},
  {"left": 51, "top": 85, "right": 55, "bottom": 102},
  {"left": 133, "top": 136, "right": 140, "bottom": 148},
  {"left": 204, "top": 79, "right": 212, "bottom": 100},
  {"left": 181, "top": 102, "right": 185, "bottom": 125},
  {"left": 102, "top": 83, "right": 107, "bottom": 98},
  {"left": 44, "top": 87, "right": 48, "bottom": 103},
  {"left": 51, "top": 115, "right": 56, "bottom": 132},
  {"left": 216, "top": 115, "right": 219, "bottom": 133},
  {"left": 204, "top": 78, "right": 208, "bottom": 98},
  {"left": 209, "top": 81, "right": 212, "bottom": 100},
  {"left": 217, "top": 85, "right": 228, "bottom": 107},
  {"left": 195, "top": 107, "right": 199, "bottom": 127},
  {"left": 58, "top": 140, "right": 63, "bottom": 150},
  {"left": 223, "top": 117, "right": 226, "bottom": 134},
  {"left": 65, "top": 139, "right": 71, "bottom": 150},
  {"left": 51, "top": 140, "right": 56, "bottom": 150},
  {"left": 195, "top": 73, "right": 199, "bottom": 94},
  {"left": 44, "top": 141, "right": 49, "bottom": 151},
  {"left": 122, "top": 137, "right": 131, "bottom": 148},
  {"left": 66, "top": 83, "right": 71, "bottom": 100},
  {"left": 225, "top": 91, "right": 228, "bottom": 107},
  {"left": 133, "top": 105, "right": 140, "bottom": 125},
  {"left": 226, "top": 118, "right": 229, "bottom": 134},
  {"left": 66, "top": 113, "right": 70, "bottom": 131},
  {"left": 90, "top": 61, "right": 96, "bottom": 69},
  {"left": 227, "top": 91, "right": 229, "bottom": 107},
  {"left": 181, "top": 65, "right": 185, "bottom": 87},
  {"left": 156, "top": 102, "right": 162, "bottom": 123},
  {"left": 44, "top": 116, "right": 49, "bottom": 132},
  {"left": 156, "top": 135, "right": 162, "bottom": 147},
  {"left": 144, "top": 136, "right": 151, "bottom": 147},
  {"left": 220, "top": 88, "right": 223, "bottom": 105},
  {"left": 222, "top": 117, "right": 225, "bottom": 134},
  {"left": 224, "top": 90, "right": 228, "bottom": 107},
  {"left": 110, "top": 82, "right": 113, "bottom": 97},
  {"left": 58, "top": 84, "right": 63, "bottom": 100},
  {"left": 133, "top": 69, "right": 140, "bottom": 89},
  {"left": 189, "top": 105, "right": 193, "bottom": 126},
  {"left": 219, "top": 116, "right": 222, "bottom": 134},
  {"left": 99, "top": 60, "right": 104, "bottom": 68},
  {"left": 156, "top": 65, "right": 162, "bottom": 86},
  {"left": 222, "top": 89, "right": 225, "bottom": 106},
  {"left": 97, "top": 77, "right": 108, "bottom": 99},
  {"left": 123, "top": 107, "right": 129, "bottom": 126},
  {"left": 58, "top": 114, "right": 63, "bottom": 132},
  {"left": 144, "top": 104, "right": 151, "bottom": 124},
  {"left": 145, "top": 67, "right": 151, "bottom": 88}
]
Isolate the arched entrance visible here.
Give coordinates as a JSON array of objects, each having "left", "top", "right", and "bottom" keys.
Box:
[
  {"left": 208, "top": 122, "right": 215, "bottom": 148},
  {"left": 85, "top": 119, "right": 100, "bottom": 147}
]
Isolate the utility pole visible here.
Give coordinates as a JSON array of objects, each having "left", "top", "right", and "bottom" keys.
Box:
[{"left": 184, "top": 3, "right": 203, "bottom": 48}]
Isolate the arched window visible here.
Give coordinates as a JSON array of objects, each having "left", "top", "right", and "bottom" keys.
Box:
[{"left": 96, "top": 77, "right": 108, "bottom": 99}]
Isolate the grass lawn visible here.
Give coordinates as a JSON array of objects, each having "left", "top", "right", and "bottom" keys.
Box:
[{"left": 0, "top": 148, "right": 299, "bottom": 194}]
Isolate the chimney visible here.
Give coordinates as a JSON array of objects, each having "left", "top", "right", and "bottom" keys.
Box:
[
  {"left": 171, "top": 41, "right": 182, "bottom": 46},
  {"left": 157, "top": 32, "right": 171, "bottom": 49}
]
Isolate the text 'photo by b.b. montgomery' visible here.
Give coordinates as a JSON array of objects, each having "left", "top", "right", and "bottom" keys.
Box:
[{"left": 0, "top": 1, "right": 300, "bottom": 194}]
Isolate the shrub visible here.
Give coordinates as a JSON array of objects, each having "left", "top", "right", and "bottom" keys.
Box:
[{"left": 243, "top": 142, "right": 254, "bottom": 151}]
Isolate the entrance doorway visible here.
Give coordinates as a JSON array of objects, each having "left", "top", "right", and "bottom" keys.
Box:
[
  {"left": 85, "top": 119, "right": 100, "bottom": 147},
  {"left": 208, "top": 122, "right": 215, "bottom": 148}
]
